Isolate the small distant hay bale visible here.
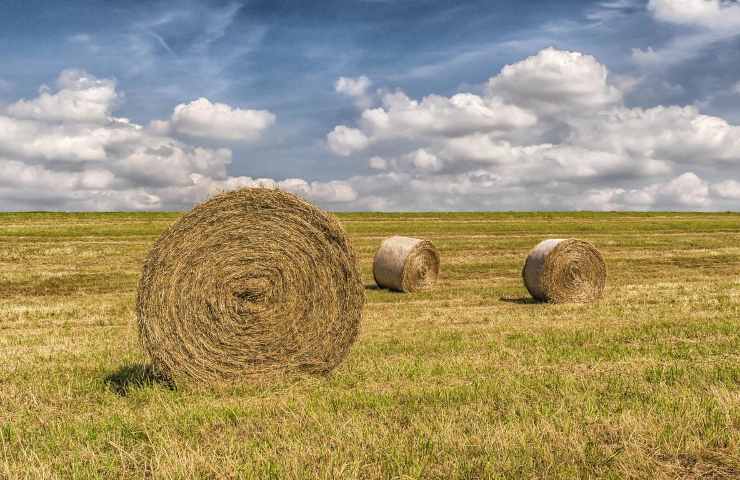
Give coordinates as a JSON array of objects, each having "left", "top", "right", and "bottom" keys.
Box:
[
  {"left": 522, "top": 239, "right": 606, "bottom": 303},
  {"left": 136, "top": 188, "right": 365, "bottom": 383},
  {"left": 373, "top": 236, "right": 440, "bottom": 292}
]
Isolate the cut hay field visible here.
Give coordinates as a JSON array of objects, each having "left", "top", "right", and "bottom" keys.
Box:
[{"left": 1, "top": 211, "right": 739, "bottom": 479}]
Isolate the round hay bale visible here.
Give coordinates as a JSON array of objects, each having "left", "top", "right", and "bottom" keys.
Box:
[
  {"left": 522, "top": 238, "right": 606, "bottom": 303},
  {"left": 373, "top": 236, "right": 440, "bottom": 292},
  {"left": 136, "top": 188, "right": 365, "bottom": 383}
]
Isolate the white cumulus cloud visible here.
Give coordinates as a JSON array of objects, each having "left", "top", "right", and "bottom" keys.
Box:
[
  {"left": 648, "top": 0, "right": 740, "bottom": 28},
  {"left": 335, "top": 75, "right": 374, "bottom": 109},
  {"left": 170, "top": 97, "right": 276, "bottom": 141},
  {"left": 368, "top": 156, "right": 388, "bottom": 170},
  {"left": 488, "top": 47, "right": 622, "bottom": 116},
  {"left": 4, "top": 46, "right": 740, "bottom": 212},
  {"left": 6, "top": 70, "right": 118, "bottom": 123},
  {"left": 326, "top": 125, "right": 370, "bottom": 156},
  {"left": 0, "top": 71, "right": 350, "bottom": 211},
  {"left": 711, "top": 179, "right": 740, "bottom": 199},
  {"left": 335, "top": 76, "right": 371, "bottom": 97},
  {"left": 362, "top": 91, "right": 536, "bottom": 139},
  {"left": 322, "top": 47, "right": 740, "bottom": 211}
]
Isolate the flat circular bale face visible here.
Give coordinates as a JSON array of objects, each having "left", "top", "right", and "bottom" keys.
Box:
[
  {"left": 401, "top": 241, "right": 440, "bottom": 292},
  {"left": 542, "top": 239, "right": 607, "bottom": 303},
  {"left": 136, "top": 188, "right": 365, "bottom": 383}
]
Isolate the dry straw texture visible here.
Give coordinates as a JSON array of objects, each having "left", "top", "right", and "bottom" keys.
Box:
[
  {"left": 522, "top": 238, "right": 607, "bottom": 303},
  {"left": 136, "top": 188, "right": 365, "bottom": 383},
  {"left": 373, "top": 236, "right": 440, "bottom": 292}
]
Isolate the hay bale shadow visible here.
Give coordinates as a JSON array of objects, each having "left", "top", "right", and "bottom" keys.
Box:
[
  {"left": 364, "top": 283, "right": 405, "bottom": 293},
  {"left": 499, "top": 296, "right": 540, "bottom": 305},
  {"left": 104, "top": 363, "right": 175, "bottom": 396}
]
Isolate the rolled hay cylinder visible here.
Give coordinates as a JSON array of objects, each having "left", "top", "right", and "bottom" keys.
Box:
[
  {"left": 522, "top": 239, "right": 606, "bottom": 303},
  {"left": 136, "top": 188, "right": 365, "bottom": 383},
  {"left": 373, "top": 236, "right": 440, "bottom": 292}
]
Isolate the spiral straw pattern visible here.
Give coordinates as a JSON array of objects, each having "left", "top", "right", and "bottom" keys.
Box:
[
  {"left": 136, "top": 188, "right": 365, "bottom": 383},
  {"left": 522, "top": 238, "right": 606, "bottom": 303},
  {"left": 373, "top": 236, "right": 440, "bottom": 292}
]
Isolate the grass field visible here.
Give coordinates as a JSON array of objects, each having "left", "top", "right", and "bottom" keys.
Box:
[{"left": 1, "top": 211, "right": 739, "bottom": 479}]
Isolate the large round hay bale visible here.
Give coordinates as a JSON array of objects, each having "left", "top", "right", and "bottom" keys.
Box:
[
  {"left": 373, "top": 236, "right": 440, "bottom": 292},
  {"left": 522, "top": 238, "right": 606, "bottom": 303},
  {"left": 136, "top": 188, "right": 365, "bottom": 383}
]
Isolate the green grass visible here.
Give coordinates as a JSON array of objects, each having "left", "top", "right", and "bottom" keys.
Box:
[{"left": 0, "top": 211, "right": 738, "bottom": 479}]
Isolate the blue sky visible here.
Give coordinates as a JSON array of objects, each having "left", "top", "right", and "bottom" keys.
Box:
[{"left": 1, "top": 0, "right": 739, "bottom": 210}]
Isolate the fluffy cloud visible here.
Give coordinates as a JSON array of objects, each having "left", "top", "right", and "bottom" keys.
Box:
[
  {"left": 368, "top": 156, "right": 387, "bottom": 170},
  {"left": 168, "top": 97, "right": 276, "bottom": 141},
  {"left": 326, "top": 126, "right": 370, "bottom": 156},
  {"left": 365, "top": 91, "right": 536, "bottom": 137},
  {"left": 711, "top": 179, "right": 740, "bottom": 199},
  {"left": 323, "top": 47, "right": 740, "bottom": 211},
  {"left": 0, "top": 71, "right": 351, "bottom": 211},
  {"left": 648, "top": 0, "right": 740, "bottom": 29},
  {"left": 583, "top": 173, "right": 711, "bottom": 210},
  {"left": 335, "top": 76, "right": 371, "bottom": 97},
  {"left": 443, "top": 140, "right": 670, "bottom": 179},
  {"left": 570, "top": 106, "right": 740, "bottom": 164},
  {"left": 277, "top": 178, "right": 358, "bottom": 203},
  {"left": 657, "top": 172, "right": 710, "bottom": 206},
  {"left": 327, "top": 89, "right": 536, "bottom": 156},
  {"left": 406, "top": 149, "right": 443, "bottom": 172},
  {"left": 6, "top": 69, "right": 118, "bottom": 123},
  {"left": 0, "top": 160, "right": 114, "bottom": 191},
  {"left": 325, "top": 49, "right": 624, "bottom": 158},
  {"left": 488, "top": 48, "right": 622, "bottom": 116},
  {"left": 5, "top": 47, "right": 740, "bottom": 212},
  {"left": 335, "top": 75, "right": 373, "bottom": 109},
  {"left": 634, "top": 0, "right": 740, "bottom": 67}
]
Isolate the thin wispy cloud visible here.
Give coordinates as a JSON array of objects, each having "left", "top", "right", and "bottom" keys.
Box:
[{"left": 633, "top": 0, "right": 740, "bottom": 68}]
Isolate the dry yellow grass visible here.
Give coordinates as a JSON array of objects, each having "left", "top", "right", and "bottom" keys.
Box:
[{"left": 0, "top": 211, "right": 738, "bottom": 479}]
